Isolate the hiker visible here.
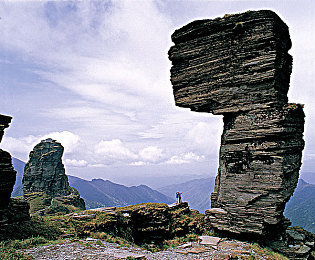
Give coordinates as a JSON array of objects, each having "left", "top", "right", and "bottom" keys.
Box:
[{"left": 176, "top": 192, "right": 183, "bottom": 204}]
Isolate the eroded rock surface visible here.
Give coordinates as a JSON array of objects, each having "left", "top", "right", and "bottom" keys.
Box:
[
  {"left": 169, "top": 10, "right": 305, "bottom": 237},
  {"left": 23, "top": 138, "right": 85, "bottom": 215},
  {"left": 0, "top": 114, "right": 30, "bottom": 225},
  {"left": 0, "top": 115, "right": 15, "bottom": 210}
]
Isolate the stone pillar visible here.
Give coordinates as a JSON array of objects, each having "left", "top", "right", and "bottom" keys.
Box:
[
  {"left": 168, "top": 10, "right": 305, "bottom": 236},
  {"left": 0, "top": 114, "right": 30, "bottom": 225},
  {"left": 0, "top": 115, "right": 16, "bottom": 210}
]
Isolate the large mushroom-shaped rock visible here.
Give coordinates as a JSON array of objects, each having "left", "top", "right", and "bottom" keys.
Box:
[{"left": 168, "top": 10, "right": 305, "bottom": 237}]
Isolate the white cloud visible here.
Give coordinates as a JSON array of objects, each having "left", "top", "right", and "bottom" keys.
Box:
[
  {"left": 89, "top": 163, "right": 107, "bottom": 168},
  {"left": 186, "top": 122, "right": 222, "bottom": 155},
  {"left": 41, "top": 131, "right": 80, "bottom": 153},
  {"left": 95, "top": 139, "right": 138, "bottom": 163},
  {"left": 1, "top": 136, "right": 35, "bottom": 155},
  {"left": 166, "top": 152, "right": 205, "bottom": 165},
  {"left": 139, "top": 146, "right": 164, "bottom": 163},
  {"left": 65, "top": 159, "right": 87, "bottom": 167},
  {"left": 130, "top": 161, "right": 147, "bottom": 166},
  {"left": 94, "top": 139, "right": 165, "bottom": 165},
  {"left": 1, "top": 131, "right": 80, "bottom": 159}
]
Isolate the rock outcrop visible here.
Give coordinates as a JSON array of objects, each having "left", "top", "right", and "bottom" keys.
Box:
[
  {"left": 0, "top": 115, "right": 16, "bottom": 210},
  {"left": 23, "top": 138, "right": 85, "bottom": 215},
  {"left": 68, "top": 202, "right": 204, "bottom": 245},
  {"left": 169, "top": 10, "right": 305, "bottom": 238},
  {"left": 0, "top": 114, "right": 30, "bottom": 225}
]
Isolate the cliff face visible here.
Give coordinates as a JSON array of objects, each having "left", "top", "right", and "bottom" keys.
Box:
[
  {"left": 0, "top": 114, "right": 30, "bottom": 224},
  {"left": 0, "top": 115, "right": 16, "bottom": 210},
  {"left": 168, "top": 10, "right": 305, "bottom": 237},
  {"left": 23, "top": 138, "right": 85, "bottom": 215},
  {"left": 23, "top": 138, "right": 70, "bottom": 197}
]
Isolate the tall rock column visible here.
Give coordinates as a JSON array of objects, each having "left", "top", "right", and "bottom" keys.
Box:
[
  {"left": 23, "top": 138, "right": 70, "bottom": 197},
  {"left": 168, "top": 10, "right": 305, "bottom": 236},
  {"left": 23, "top": 138, "right": 85, "bottom": 215}
]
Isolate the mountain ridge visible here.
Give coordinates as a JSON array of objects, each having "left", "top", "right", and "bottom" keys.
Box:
[{"left": 11, "top": 157, "right": 315, "bottom": 233}]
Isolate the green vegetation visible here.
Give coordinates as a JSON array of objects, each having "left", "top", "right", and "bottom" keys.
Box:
[
  {"left": 24, "top": 189, "right": 85, "bottom": 216},
  {"left": 248, "top": 243, "right": 288, "bottom": 260},
  {"left": 0, "top": 245, "right": 33, "bottom": 260},
  {"left": 0, "top": 203, "right": 297, "bottom": 259},
  {"left": 162, "top": 233, "right": 199, "bottom": 249},
  {"left": 0, "top": 216, "right": 62, "bottom": 241},
  {"left": 24, "top": 192, "right": 51, "bottom": 214},
  {"left": 116, "top": 202, "right": 168, "bottom": 212}
]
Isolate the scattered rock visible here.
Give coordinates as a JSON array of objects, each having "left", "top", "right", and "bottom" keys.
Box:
[
  {"left": 286, "top": 229, "right": 306, "bottom": 241},
  {"left": 296, "top": 245, "right": 311, "bottom": 255},
  {"left": 71, "top": 214, "right": 96, "bottom": 220},
  {"left": 198, "top": 235, "right": 221, "bottom": 246},
  {"left": 21, "top": 237, "right": 287, "bottom": 260},
  {"left": 177, "top": 242, "right": 192, "bottom": 249}
]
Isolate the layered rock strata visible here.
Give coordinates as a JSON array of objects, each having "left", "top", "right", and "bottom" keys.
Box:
[
  {"left": 168, "top": 10, "right": 305, "bottom": 237},
  {"left": 23, "top": 138, "right": 85, "bottom": 215},
  {"left": 0, "top": 115, "right": 16, "bottom": 210},
  {"left": 73, "top": 202, "right": 204, "bottom": 245},
  {"left": 0, "top": 114, "right": 30, "bottom": 224}
]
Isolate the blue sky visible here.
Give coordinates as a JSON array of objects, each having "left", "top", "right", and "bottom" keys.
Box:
[{"left": 1, "top": 0, "right": 315, "bottom": 187}]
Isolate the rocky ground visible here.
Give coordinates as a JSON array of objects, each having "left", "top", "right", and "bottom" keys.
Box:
[{"left": 21, "top": 236, "right": 287, "bottom": 260}]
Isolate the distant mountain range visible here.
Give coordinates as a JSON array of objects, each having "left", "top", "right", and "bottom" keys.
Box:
[
  {"left": 158, "top": 177, "right": 215, "bottom": 213},
  {"left": 284, "top": 179, "right": 315, "bottom": 233},
  {"left": 158, "top": 176, "right": 315, "bottom": 234},
  {"left": 11, "top": 158, "right": 173, "bottom": 209},
  {"left": 11, "top": 157, "right": 315, "bottom": 233},
  {"left": 68, "top": 175, "right": 173, "bottom": 209}
]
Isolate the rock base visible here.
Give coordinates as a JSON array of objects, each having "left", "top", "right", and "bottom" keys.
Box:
[{"left": 0, "top": 197, "right": 30, "bottom": 225}]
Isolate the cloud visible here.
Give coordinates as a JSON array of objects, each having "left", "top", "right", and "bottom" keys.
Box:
[
  {"left": 41, "top": 131, "right": 80, "bottom": 153},
  {"left": 65, "top": 159, "right": 87, "bottom": 167},
  {"left": 95, "top": 139, "right": 138, "bottom": 163},
  {"left": 130, "top": 161, "right": 147, "bottom": 166},
  {"left": 186, "top": 121, "right": 222, "bottom": 156},
  {"left": 1, "top": 131, "right": 80, "bottom": 158},
  {"left": 166, "top": 152, "right": 205, "bottom": 165},
  {"left": 139, "top": 146, "right": 164, "bottom": 163}
]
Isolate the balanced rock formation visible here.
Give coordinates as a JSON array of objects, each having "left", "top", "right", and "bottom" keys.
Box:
[
  {"left": 0, "top": 114, "right": 30, "bottom": 224},
  {"left": 23, "top": 138, "right": 85, "bottom": 215},
  {"left": 168, "top": 10, "right": 305, "bottom": 237}
]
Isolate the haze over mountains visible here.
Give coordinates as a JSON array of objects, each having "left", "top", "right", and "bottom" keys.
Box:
[
  {"left": 11, "top": 157, "right": 315, "bottom": 233},
  {"left": 68, "top": 175, "right": 173, "bottom": 209}
]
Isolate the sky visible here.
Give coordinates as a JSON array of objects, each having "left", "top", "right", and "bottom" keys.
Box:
[{"left": 1, "top": 0, "right": 315, "bottom": 188}]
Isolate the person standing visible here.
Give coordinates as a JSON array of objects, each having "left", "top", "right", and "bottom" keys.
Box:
[{"left": 176, "top": 192, "right": 183, "bottom": 204}]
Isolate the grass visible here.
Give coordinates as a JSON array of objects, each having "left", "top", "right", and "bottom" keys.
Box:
[
  {"left": 0, "top": 203, "right": 295, "bottom": 259},
  {"left": 116, "top": 202, "right": 168, "bottom": 212},
  {"left": 0, "top": 245, "right": 33, "bottom": 260},
  {"left": 162, "top": 233, "right": 199, "bottom": 249},
  {"left": 0, "top": 216, "right": 62, "bottom": 241},
  {"left": 0, "top": 236, "right": 61, "bottom": 260},
  {"left": 249, "top": 243, "right": 288, "bottom": 260}
]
